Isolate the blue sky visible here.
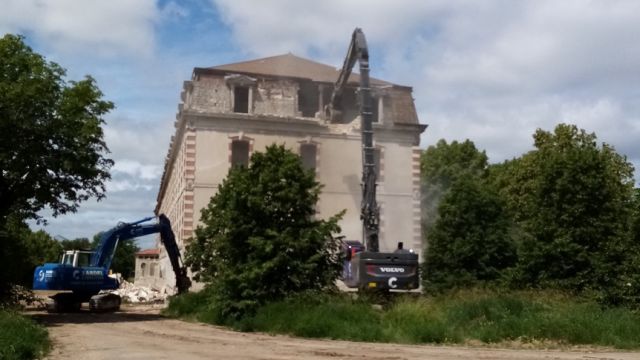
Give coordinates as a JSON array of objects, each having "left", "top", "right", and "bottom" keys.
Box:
[{"left": 2, "top": 0, "right": 640, "bottom": 247}]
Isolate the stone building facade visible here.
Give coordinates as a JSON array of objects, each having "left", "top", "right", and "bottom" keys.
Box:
[
  {"left": 152, "top": 54, "right": 426, "bottom": 290},
  {"left": 133, "top": 248, "right": 160, "bottom": 288}
]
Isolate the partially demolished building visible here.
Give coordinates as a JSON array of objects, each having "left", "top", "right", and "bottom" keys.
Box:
[{"left": 152, "top": 54, "right": 426, "bottom": 288}]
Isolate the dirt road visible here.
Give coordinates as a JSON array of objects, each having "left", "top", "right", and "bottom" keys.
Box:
[{"left": 29, "top": 305, "right": 639, "bottom": 360}]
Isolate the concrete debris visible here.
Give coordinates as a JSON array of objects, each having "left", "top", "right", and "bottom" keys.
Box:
[{"left": 105, "top": 280, "right": 170, "bottom": 303}]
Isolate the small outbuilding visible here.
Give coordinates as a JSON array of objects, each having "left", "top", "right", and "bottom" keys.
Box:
[{"left": 134, "top": 248, "right": 161, "bottom": 288}]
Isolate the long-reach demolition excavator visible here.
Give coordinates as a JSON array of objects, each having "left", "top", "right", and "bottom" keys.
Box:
[
  {"left": 328, "top": 28, "right": 420, "bottom": 291},
  {"left": 33, "top": 214, "right": 191, "bottom": 312}
]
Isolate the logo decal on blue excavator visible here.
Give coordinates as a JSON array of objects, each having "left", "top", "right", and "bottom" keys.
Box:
[
  {"left": 72, "top": 269, "right": 102, "bottom": 281},
  {"left": 38, "top": 270, "right": 45, "bottom": 282}
]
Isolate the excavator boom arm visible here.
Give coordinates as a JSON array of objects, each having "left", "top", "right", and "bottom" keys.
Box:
[
  {"left": 90, "top": 214, "right": 191, "bottom": 294},
  {"left": 328, "top": 28, "right": 379, "bottom": 252}
]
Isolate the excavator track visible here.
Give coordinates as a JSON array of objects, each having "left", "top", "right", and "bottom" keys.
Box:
[{"left": 89, "top": 293, "right": 122, "bottom": 312}]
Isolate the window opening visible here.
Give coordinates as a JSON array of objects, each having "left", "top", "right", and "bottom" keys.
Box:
[
  {"left": 231, "top": 140, "right": 250, "bottom": 167},
  {"left": 77, "top": 252, "right": 91, "bottom": 267},
  {"left": 300, "top": 143, "right": 317, "bottom": 171},
  {"left": 234, "top": 86, "right": 249, "bottom": 113},
  {"left": 298, "top": 82, "right": 319, "bottom": 117}
]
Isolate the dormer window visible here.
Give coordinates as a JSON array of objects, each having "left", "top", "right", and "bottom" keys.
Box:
[
  {"left": 225, "top": 74, "right": 256, "bottom": 114},
  {"left": 298, "top": 82, "right": 319, "bottom": 118},
  {"left": 234, "top": 86, "right": 249, "bottom": 113},
  {"left": 371, "top": 87, "right": 391, "bottom": 124}
]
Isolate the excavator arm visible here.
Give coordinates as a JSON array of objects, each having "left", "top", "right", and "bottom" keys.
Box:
[
  {"left": 325, "top": 28, "right": 370, "bottom": 123},
  {"left": 157, "top": 214, "right": 192, "bottom": 294},
  {"left": 90, "top": 214, "right": 191, "bottom": 294},
  {"left": 334, "top": 29, "right": 419, "bottom": 291},
  {"left": 327, "top": 28, "right": 379, "bottom": 252}
]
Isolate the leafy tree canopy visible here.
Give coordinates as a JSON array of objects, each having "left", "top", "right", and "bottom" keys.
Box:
[
  {"left": 0, "top": 34, "right": 113, "bottom": 302},
  {"left": 60, "top": 238, "right": 93, "bottom": 251},
  {"left": 421, "top": 139, "right": 488, "bottom": 230},
  {"left": 423, "top": 177, "right": 516, "bottom": 293},
  {"left": 496, "top": 124, "right": 637, "bottom": 299},
  {"left": 0, "top": 34, "right": 114, "bottom": 225},
  {"left": 186, "top": 144, "right": 344, "bottom": 318},
  {"left": 0, "top": 217, "right": 61, "bottom": 301},
  {"left": 421, "top": 139, "right": 489, "bottom": 187}
]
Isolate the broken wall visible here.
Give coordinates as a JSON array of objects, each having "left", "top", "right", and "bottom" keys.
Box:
[{"left": 253, "top": 78, "right": 298, "bottom": 116}]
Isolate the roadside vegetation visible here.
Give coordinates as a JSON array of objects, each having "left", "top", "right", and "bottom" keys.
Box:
[
  {"left": 166, "top": 289, "right": 640, "bottom": 349},
  {"left": 167, "top": 123, "right": 640, "bottom": 350},
  {"left": 421, "top": 124, "right": 640, "bottom": 306},
  {"left": 0, "top": 310, "right": 50, "bottom": 360}
]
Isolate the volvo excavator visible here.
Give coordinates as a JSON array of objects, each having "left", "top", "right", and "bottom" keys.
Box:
[
  {"left": 33, "top": 214, "right": 191, "bottom": 312},
  {"left": 329, "top": 28, "right": 420, "bottom": 291}
]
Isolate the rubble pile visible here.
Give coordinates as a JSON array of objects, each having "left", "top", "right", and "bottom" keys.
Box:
[{"left": 109, "top": 280, "right": 170, "bottom": 303}]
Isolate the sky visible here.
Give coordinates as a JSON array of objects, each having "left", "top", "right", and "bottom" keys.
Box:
[{"left": 2, "top": 0, "right": 639, "bottom": 247}]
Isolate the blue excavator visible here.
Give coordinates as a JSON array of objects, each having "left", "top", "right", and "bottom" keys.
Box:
[{"left": 33, "top": 214, "right": 191, "bottom": 312}]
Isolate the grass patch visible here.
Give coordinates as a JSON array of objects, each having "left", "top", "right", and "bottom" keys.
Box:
[
  {"left": 0, "top": 310, "right": 50, "bottom": 360},
  {"left": 239, "top": 292, "right": 385, "bottom": 341},
  {"left": 165, "top": 289, "right": 640, "bottom": 349}
]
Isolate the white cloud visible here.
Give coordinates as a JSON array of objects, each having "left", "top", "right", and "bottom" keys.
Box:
[
  {"left": 0, "top": 0, "right": 159, "bottom": 57},
  {"left": 106, "top": 179, "right": 155, "bottom": 193},
  {"left": 112, "top": 160, "right": 162, "bottom": 181},
  {"left": 32, "top": 188, "right": 159, "bottom": 241},
  {"left": 103, "top": 117, "right": 173, "bottom": 165},
  {"left": 160, "top": 1, "right": 190, "bottom": 21},
  {"left": 212, "top": 0, "right": 457, "bottom": 62},
  {"left": 211, "top": 0, "right": 640, "bottom": 176}
]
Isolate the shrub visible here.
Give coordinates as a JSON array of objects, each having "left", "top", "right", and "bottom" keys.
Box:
[
  {"left": 185, "top": 144, "right": 344, "bottom": 319},
  {"left": 423, "top": 177, "right": 516, "bottom": 292},
  {"left": 0, "top": 310, "right": 50, "bottom": 360}
]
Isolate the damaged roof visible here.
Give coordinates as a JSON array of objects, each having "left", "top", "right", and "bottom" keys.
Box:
[
  {"left": 135, "top": 248, "right": 160, "bottom": 257},
  {"left": 198, "top": 53, "right": 398, "bottom": 87}
]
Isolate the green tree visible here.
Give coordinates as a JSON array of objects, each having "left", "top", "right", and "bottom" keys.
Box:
[
  {"left": 0, "top": 34, "right": 113, "bottom": 301},
  {"left": 423, "top": 177, "right": 516, "bottom": 292},
  {"left": 186, "top": 144, "right": 344, "bottom": 319},
  {"left": 501, "top": 124, "right": 637, "bottom": 301},
  {"left": 0, "top": 34, "right": 113, "bottom": 223},
  {"left": 632, "top": 189, "right": 640, "bottom": 244},
  {"left": 0, "top": 218, "right": 61, "bottom": 295},
  {"left": 111, "top": 239, "right": 139, "bottom": 280},
  {"left": 421, "top": 139, "right": 488, "bottom": 230},
  {"left": 60, "top": 238, "right": 93, "bottom": 251}
]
